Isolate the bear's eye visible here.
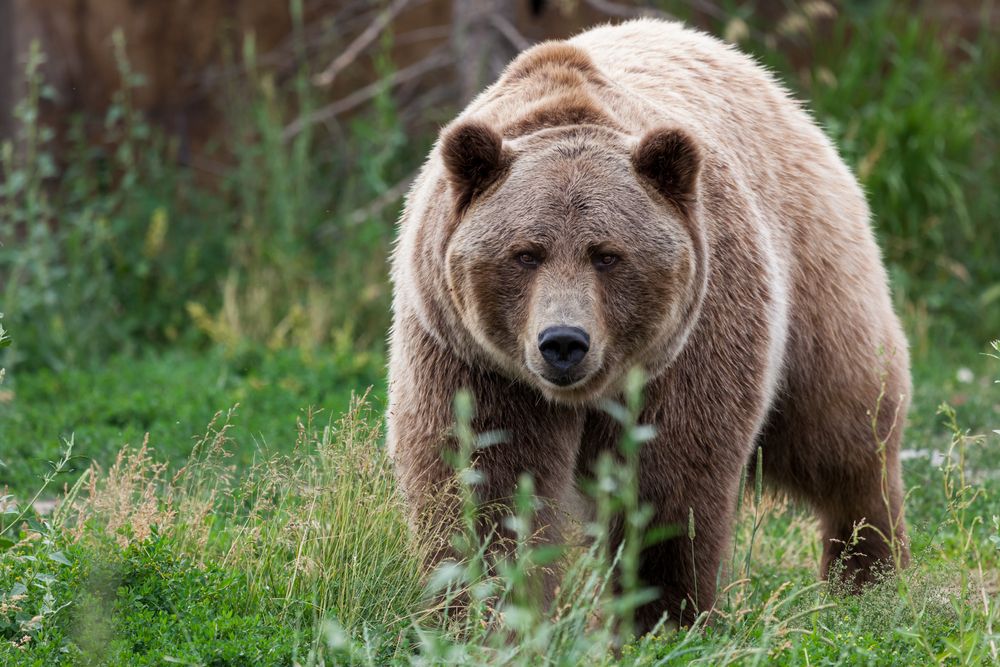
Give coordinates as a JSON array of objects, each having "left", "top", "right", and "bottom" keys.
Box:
[
  {"left": 516, "top": 252, "right": 541, "bottom": 268},
  {"left": 594, "top": 253, "right": 620, "bottom": 271}
]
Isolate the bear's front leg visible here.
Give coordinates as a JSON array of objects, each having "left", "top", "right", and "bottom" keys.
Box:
[
  {"left": 632, "top": 451, "right": 742, "bottom": 631},
  {"left": 620, "top": 368, "right": 763, "bottom": 633},
  {"left": 388, "top": 320, "right": 585, "bottom": 606},
  {"left": 581, "top": 406, "right": 749, "bottom": 633},
  {"left": 636, "top": 464, "right": 739, "bottom": 632}
]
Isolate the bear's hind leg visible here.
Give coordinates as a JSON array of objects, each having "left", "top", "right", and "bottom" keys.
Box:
[
  {"left": 760, "top": 354, "right": 911, "bottom": 591},
  {"left": 818, "top": 489, "right": 908, "bottom": 592}
]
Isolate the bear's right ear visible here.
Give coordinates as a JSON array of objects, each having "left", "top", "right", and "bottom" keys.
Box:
[
  {"left": 632, "top": 128, "right": 702, "bottom": 212},
  {"left": 440, "top": 120, "right": 511, "bottom": 211}
]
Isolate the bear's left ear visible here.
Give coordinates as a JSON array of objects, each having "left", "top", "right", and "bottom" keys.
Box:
[
  {"left": 440, "top": 120, "right": 512, "bottom": 211},
  {"left": 632, "top": 128, "right": 702, "bottom": 210}
]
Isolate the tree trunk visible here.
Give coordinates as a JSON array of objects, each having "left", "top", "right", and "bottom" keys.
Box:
[
  {"left": 451, "top": 0, "right": 520, "bottom": 104},
  {"left": 0, "top": 0, "right": 14, "bottom": 142}
]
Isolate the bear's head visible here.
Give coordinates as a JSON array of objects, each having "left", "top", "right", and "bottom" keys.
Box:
[{"left": 439, "top": 120, "right": 707, "bottom": 403}]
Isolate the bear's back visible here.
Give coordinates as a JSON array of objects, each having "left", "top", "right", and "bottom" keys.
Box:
[
  {"left": 569, "top": 20, "right": 864, "bottom": 234},
  {"left": 569, "top": 19, "right": 789, "bottom": 128}
]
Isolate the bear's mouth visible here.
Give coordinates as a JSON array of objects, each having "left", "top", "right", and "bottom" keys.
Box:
[
  {"left": 545, "top": 372, "right": 584, "bottom": 387},
  {"left": 531, "top": 367, "right": 614, "bottom": 404},
  {"left": 531, "top": 365, "right": 601, "bottom": 395}
]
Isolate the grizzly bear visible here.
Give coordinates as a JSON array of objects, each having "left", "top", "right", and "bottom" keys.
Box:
[{"left": 387, "top": 18, "right": 910, "bottom": 631}]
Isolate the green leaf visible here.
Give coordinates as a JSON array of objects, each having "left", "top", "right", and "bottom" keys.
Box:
[
  {"left": 529, "top": 545, "right": 566, "bottom": 567},
  {"left": 0, "top": 536, "right": 15, "bottom": 551},
  {"left": 426, "top": 561, "right": 465, "bottom": 593},
  {"left": 980, "top": 283, "right": 1000, "bottom": 306},
  {"left": 599, "top": 400, "right": 630, "bottom": 424},
  {"left": 48, "top": 550, "right": 71, "bottom": 566},
  {"left": 0, "top": 316, "right": 10, "bottom": 348},
  {"left": 632, "top": 424, "right": 656, "bottom": 443},
  {"left": 642, "top": 524, "right": 683, "bottom": 547}
]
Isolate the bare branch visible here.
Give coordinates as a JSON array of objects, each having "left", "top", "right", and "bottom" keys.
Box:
[
  {"left": 331, "top": 171, "right": 417, "bottom": 231},
  {"left": 395, "top": 24, "right": 451, "bottom": 47},
  {"left": 488, "top": 13, "right": 532, "bottom": 52},
  {"left": 283, "top": 49, "right": 453, "bottom": 141},
  {"left": 581, "top": 0, "right": 671, "bottom": 19},
  {"left": 685, "top": 0, "right": 728, "bottom": 21},
  {"left": 398, "top": 83, "right": 457, "bottom": 127},
  {"left": 451, "top": 0, "right": 520, "bottom": 102},
  {"left": 312, "top": 0, "right": 413, "bottom": 87},
  {"left": 193, "top": 0, "right": 380, "bottom": 88}
]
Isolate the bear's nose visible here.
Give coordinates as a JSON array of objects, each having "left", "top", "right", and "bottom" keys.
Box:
[{"left": 538, "top": 326, "right": 590, "bottom": 373}]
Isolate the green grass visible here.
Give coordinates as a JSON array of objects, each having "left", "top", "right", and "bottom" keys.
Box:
[
  {"left": 1, "top": 344, "right": 998, "bottom": 665},
  {"left": 0, "top": 345, "right": 384, "bottom": 497},
  {"left": 5, "top": 535, "right": 303, "bottom": 666},
  {"left": 2, "top": 365, "right": 424, "bottom": 665}
]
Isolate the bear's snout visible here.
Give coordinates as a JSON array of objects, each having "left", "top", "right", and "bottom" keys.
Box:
[{"left": 537, "top": 326, "right": 590, "bottom": 382}]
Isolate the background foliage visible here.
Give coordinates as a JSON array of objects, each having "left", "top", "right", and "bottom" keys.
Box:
[{"left": 1, "top": 0, "right": 998, "bottom": 374}]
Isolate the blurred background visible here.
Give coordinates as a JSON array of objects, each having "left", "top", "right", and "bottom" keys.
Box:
[
  {"left": 0, "top": 0, "right": 998, "bottom": 488},
  {"left": 2, "top": 0, "right": 998, "bottom": 368}
]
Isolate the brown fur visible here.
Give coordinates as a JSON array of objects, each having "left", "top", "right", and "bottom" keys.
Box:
[
  {"left": 440, "top": 121, "right": 512, "bottom": 213},
  {"left": 633, "top": 128, "right": 702, "bottom": 212},
  {"left": 500, "top": 92, "right": 618, "bottom": 138},
  {"left": 504, "top": 42, "right": 601, "bottom": 82},
  {"left": 388, "top": 19, "right": 910, "bottom": 632}
]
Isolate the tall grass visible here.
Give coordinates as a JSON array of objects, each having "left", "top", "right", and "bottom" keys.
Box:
[
  {"left": 0, "top": 35, "right": 225, "bottom": 370},
  {"left": 38, "top": 397, "right": 424, "bottom": 663},
  {"left": 193, "top": 26, "right": 417, "bottom": 355}
]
